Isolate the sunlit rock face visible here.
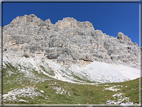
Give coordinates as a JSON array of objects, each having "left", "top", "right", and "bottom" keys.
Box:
[{"left": 3, "top": 14, "right": 140, "bottom": 68}]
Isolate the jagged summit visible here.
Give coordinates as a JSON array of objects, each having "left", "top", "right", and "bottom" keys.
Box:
[
  {"left": 117, "top": 32, "right": 132, "bottom": 42},
  {"left": 9, "top": 14, "right": 43, "bottom": 26},
  {"left": 3, "top": 14, "right": 140, "bottom": 68}
]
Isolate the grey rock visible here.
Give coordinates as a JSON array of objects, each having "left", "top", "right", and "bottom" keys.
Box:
[
  {"left": 117, "top": 32, "right": 132, "bottom": 42},
  {"left": 22, "top": 53, "right": 30, "bottom": 58},
  {"left": 2, "top": 14, "right": 140, "bottom": 68},
  {"left": 10, "top": 35, "right": 32, "bottom": 44},
  {"left": 49, "top": 39, "right": 63, "bottom": 47},
  {"left": 46, "top": 54, "right": 59, "bottom": 59}
]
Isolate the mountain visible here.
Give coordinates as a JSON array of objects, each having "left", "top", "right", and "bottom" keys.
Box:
[{"left": 1, "top": 14, "right": 141, "bottom": 104}]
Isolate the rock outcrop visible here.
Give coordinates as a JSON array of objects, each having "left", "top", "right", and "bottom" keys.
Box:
[{"left": 3, "top": 14, "right": 140, "bottom": 68}]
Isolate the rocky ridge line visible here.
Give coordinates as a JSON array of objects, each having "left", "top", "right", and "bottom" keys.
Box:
[{"left": 3, "top": 14, "right": 140, "bottom": 68}]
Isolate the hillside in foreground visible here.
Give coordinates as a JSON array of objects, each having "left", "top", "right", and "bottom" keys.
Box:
[
  {"left": 3, "top": 61, "right": 141, "bottom": 105},
  {"left": 1, "top": 14, "right": 141, "bottom": 105}
]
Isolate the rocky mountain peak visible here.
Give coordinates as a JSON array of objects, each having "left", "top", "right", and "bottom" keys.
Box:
[
  {"left": 62, "top": 17, "right": 77, "bottom": 22},
  {"left": 117, "top": 32, "right": 132, "bottom": 42},
  {"left": 54, "top": 17, "right": 94, "bottom": 30},
  {"left": 9, "top": 14, "right": 43, "bottom": 26},
  {"left": 44, "top": 19, "right": 52, "bottom": 24},
  {"left": 2, "top": 14, "right": 140, "bottom": 68}
]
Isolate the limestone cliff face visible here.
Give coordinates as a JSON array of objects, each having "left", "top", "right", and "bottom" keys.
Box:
[{"left": 3, "top": 14, "right": 140, "bottom": 68}]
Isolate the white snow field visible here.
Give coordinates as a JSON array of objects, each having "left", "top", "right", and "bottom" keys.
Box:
[{"left": 3, "top": 55, "right": 140, "bottom": 84}]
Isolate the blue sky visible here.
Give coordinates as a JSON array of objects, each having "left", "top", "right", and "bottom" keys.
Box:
[{"left": 2, "top": 2, "right": 140, "bottom": 46}]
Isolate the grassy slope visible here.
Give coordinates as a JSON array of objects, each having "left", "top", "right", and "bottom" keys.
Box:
[
  {"left": 105, "top": 77, "right": 140, "bottom": 103},
  {"left": 3, "top": 62, "right": 140, "bottom": 104}
]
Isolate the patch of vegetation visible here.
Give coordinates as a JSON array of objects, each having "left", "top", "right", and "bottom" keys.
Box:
[
  {"left": 31, "top": 68, "right": 53, "bottom": 80},
  {"left": 62, "top": 68, "right": 96, "bottom": 83},
  {"left": 104, "top": 77, "right": 140, "bottom": 103},
  {"left": 3, "top": 62, "right": 140, "bottom": 104},
  {"left": 32, "top": 79, "right": 117, "bottom": 104},
  {"left": 3, "top": 62, "right": 25, "bottom": 93},
  {"left": 40, "top": 65, "right": 55, "bottom": 76},
  {"left": 3, "top": 62, "right": 52, "bottom": 94},
  {"left": 3, "top": 62, "right": 18, "bottom": 74},
  {"left": 45, "top": 85, "right": 48, "bottom": 88}
]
